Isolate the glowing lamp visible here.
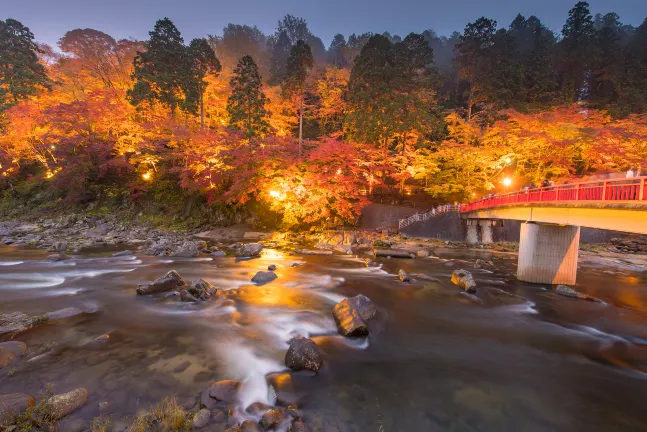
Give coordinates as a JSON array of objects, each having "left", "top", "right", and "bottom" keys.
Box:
[
  {"left": 269, "top": 190, "right": 280, "bottom": 198},
  {"left": 504, "top": 157, "right": 512, "bottom": 164},
  {"left": 142, "top": 171, "right": 152, "bottom": 181},
  {"left": 502, "top": 177, "right": 512, "bottom": 187}
]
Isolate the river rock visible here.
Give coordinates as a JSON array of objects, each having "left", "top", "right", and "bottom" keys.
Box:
[
  {"left": 332, "top": 295, "right": 377, "bottom": 337},
  {"left": 416, "top": 249, "right": 430, "bottom": 258},
  {"left": 0, "top": 393, "right": 36, "bottom": 423},
  {"left": 412, "top": 273, "right": 440, "bottom": 283},
  {"left": 0, "top": 349, "right": 14, "bottom": 368},
  {"left": 48, "top": 387, "right": 88, "bottom": 420},
  {"left": 211, "top": 251, "right": 226, "bottom": 257},
  {"left": 252, "top": 271, "right": 277, "bottom": 285},
  {"left": 188, "top": 279, "right": 217, "bottom": 300},
  {"left": 194, "top": 408, "right": 211, "bottom": 428},
  {"left": 294, "top": 249, "right": 334, "bottom": 256},
  {"left": 474, "top": 259, "right": 495, "bottom": 269},
  {"left": 0, "top": 341, "right": 27, "bottom": 357},
  {"left": 0, "top": 312, "right": 40, "bottom": 337},
  {"left": 555, "top": 285, "right": 600, "bottom": 301},
  {"left": 112, "top": 250, "right": 134, "bottom": 257},
  {"left": 451, "top": 270, "right": 477, "bottom": 293},
  {"left": 180, "top": 289, "right": 199, "bottom": 302},
  {"left": 290, "top": 419, "right": 307, "bottom": 432},
  {"left": 46, "top": 307, "right": 84, "bottom": 320},
  {"left": 285, "top": 336, "right": 323, "bottom": 373},
  {"left": 136, "top": 270, "right": 188, "bottom": 295},
  {"left": 398, "top": 269, "right": 410, "bottom": 282},
  {"left": 241, "top": 420, "right": 261, "bottom": 431},
  {"left": 259, "top": 409, "right": 287, "bottom": 431},
  {"left": 268, "top": 264, "right": 277, "bottom": 271},
  {"left": 238, "top": 243, "right": 263, "bottom": 257},
  {"left": 172, "top": 241, "right": 200, "bottom": 257},
  {"left": 207, "top": 380, "right": 240, "bottom": 403},
  {"left": 46, "top": 253, "right": 71, "bottom": 261}
]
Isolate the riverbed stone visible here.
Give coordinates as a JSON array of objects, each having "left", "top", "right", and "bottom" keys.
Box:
[
  {"left": 451, "top": 269, "right": 477, "bottom": 293},
  {"left": 398, "top": 269, "right": 410, "bottom": 282},
  {"left": 238, "top": 243, "right": 263, "bottom": 257},
  {"left": 0, "top": 393, "right": 36, "bottom": 423},
  {"left": 180, "top": 289, "right": 199, "bottom": 302},
  {"left": 555, "top": 285, "right": 600, "bottom": 301},
  {"left": 48, "top": 387, "right": 89, "bottom": 420},
  {"left": 172, "top": 241, "right": 200, "bottom": 257},
  {"left": 0, "top": 341, "right": 27, "bottom": 357},
  {"left": 211, "top": 250, "right": 226, "bottom": 257},
  {"left": 0, "top": 349, "right": 14, "bottom": 368},
  {"left": 136, "top": 270, "right": 188, "bottom": 295},
  {"left": 189, "top": 279, "right": 217, "bottom": 300},
  {"left": 112, "top": 250, "right": 134, "bottom": 257},
  {"left": 251, "top": 271, "right": 277, "bottom": 285},
  {"left": 285, "top": 336, "right": 323, "bottom": 373},
  {"left": 0, "top": 312, "right": 41, "bottom": 337},
  {"left": 46, "top": 253, "right": 71, "bottom": 261},
  {"left": 268, "top": 264, "right": 277, "bottom": 271},
  {"left": 194, "top": 408, "right": 211, "bottom": 428},
  {"left": 332, "top": 295, "right": 377, "bottom": 337},
  {"left": 290, "top": 419, "right": 306, "bottom": 432},
  {"left": 241, "top": 420, "right": 261, "bottom": 431},
  {"left": 259, "top": 409, "right": 287, "bottom": 431},
  {"left": 46, "top": 307, "right": 84, "bottom": 320},
  {"left": 474, "top": 259, "right": 495, "bottom": 269},
  {"left": 207, "top": 380, "right": 240, "bottom": 403}
]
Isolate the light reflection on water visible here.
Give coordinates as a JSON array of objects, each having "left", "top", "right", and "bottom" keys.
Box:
[{"left": 0, "top": 245, "right": 647, "bottom": 430}]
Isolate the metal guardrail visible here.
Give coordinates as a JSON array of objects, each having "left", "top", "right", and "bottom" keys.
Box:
[
  {"left": 398, "top": 204, "right": 461, "bottom": 229},
  {"left": 460, "top": 176, "right": 647, "bottom": 213}
]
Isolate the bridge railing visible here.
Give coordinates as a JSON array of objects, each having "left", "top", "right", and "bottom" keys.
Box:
[
  {"left": 399, "top": 204, "right": 461, "bottom": 229},
  {"left": 461, "top": 176, "right": 647, "bottom": 213}
]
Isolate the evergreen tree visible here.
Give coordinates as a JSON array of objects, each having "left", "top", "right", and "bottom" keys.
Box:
[
  {"left": 187, "top": 38, "right": 221, "bottom": 128},
  {"left": 282, "top": 40, "right": 314, "bottom": 146},
  {"left": 590, "top": 13, "right": 622, "bottom": 106},
  {"left": 558, "top": 1, "right": 595, "bottom": 102},
  {"left": 523, "top": 19, "right": 559, "bottom": 108},
  {"left": 455, "top": 17, "right": 497, "bottom": 121},
  {"left": 268, "top": 30, "right": 291, "bottom": 85},
  {"left": 617, "top": 18, "right": 647, "bottom": 114},
  {"left": 0, "top": 18, "right": 51, "bottom": 111},
  {"left": 327, "top": 34, "right": 348, "bottom": 67},
  {"left": 227, "top": 55, "right": 270, "bottom": 137},
  {"left": 128, "top": 18, "right": 191, "bottom": 116}
]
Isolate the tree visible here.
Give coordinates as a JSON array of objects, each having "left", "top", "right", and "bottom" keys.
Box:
[
  {"left": 617, "top": 18, "right": 647, "bottom": 114},
  {"left": 269, "top": 30, "right": 291, "bottom": 85},
  {"left": 0, "top": 18, "right": 51, "bottom": 111},
  {"left": 558, "top": 1, "right": 595, "bottom": 102},
  {"left": 590, "top": 13, "right": 623, "bottom": 107},
  {"left": 520, "top": 17, "right": 559, "bottom": 108},
  {"left": 282, "top": 40, "right": 314, "bottom": 147},
  {"left": 327, "top": 34, "right": 348, "bottom": 67},
  {"left": 208, "top": 24, "right": 267, "bottom": 72},
  {"left": 227, "top": 55, "right": 270, "bottom": 137},
  {"left": 127, "top": 18, "right": 191, "bottom": 116},
  {"left": 316, "top": 66, "right": 349, "bottom": 136},
  {"left": 455, "top": 17, "right": 497, "bottom": 121},
  {"left": 187, "top": 38, "right": 221, "bottom": 129}
]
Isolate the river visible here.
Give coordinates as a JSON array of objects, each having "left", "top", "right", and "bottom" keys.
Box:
[{"left": 2, "top": 243, "right": 647, "bottom": 431}]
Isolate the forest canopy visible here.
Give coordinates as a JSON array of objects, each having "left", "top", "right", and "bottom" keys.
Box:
[{"left": 1, "top": 2, "right": 647, "bottom": 228}]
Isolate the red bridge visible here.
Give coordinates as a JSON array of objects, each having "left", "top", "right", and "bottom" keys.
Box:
[{"left": 459, "top": 176, "right": 647, "bottom": 286}]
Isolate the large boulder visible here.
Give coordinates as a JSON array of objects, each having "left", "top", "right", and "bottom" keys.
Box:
[
  {"left": 48, "top": 387, "right": 88, "bottom": 420},
  {"left": 251, "top": 271, "right": 277, "bottom": 285},
  {"left": 136, "top": 270, "right": 188, "bottom": 295},
  {"left": 451, "top": 270, "right": 477, "bottom": 294},
  {"left": 0, "top": 393, "right": 36, "bottom": 424},
  {"left": 332, "top": 295, "right": 377, "bottom": 337},
  {"left": 237, "top": 243, "right": 263, "bottom": 257},
  {"left": 285, "top": 336, "right": 323, "bottom": 373},
  {"left": 0, "top": 312, "right": 42, "bottom": 337},
  {"left": 171, "top": 241, "right": 199, "bottom": 257},
  {"left": 206, "top": 380, "right": 240, "bottom": 404}
]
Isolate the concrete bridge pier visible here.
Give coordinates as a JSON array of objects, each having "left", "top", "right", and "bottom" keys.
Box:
[
  {"left": 517, "top": 222, "right": 580, "bottom": 285},
  {"left": 479, "top": 220, "right": 494, "bottom": 244}
]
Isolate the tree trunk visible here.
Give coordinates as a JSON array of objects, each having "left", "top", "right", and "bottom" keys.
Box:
[
  {"left": 299, "top": 94, "right": 304, "bottom": 154},
  {"left": 200, "top": 86, "right": 205, "bottom": 130}
]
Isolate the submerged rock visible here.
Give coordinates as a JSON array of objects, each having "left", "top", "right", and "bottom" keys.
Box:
[
  {"left": 48, "top": 387, "right": 88, "bottom": 420},
  {"left": 259, "top": 409, "right": 287, "bottom": 431},
  {"left": 451, "top": 269, "right": 477, "bottom": 293},
  {"left": 555, "top": 285, "right": 601, "bottom": 302},
  {"left": 211, "top": 250, "right": 226, "bottom": 257},
  {"left": 251, "top": 271, "right": 278, "bottom": 285},
  {"left": 46, "top": 307, "right": 84, "bottom": 321},
  {"left": 0, "top": 348, "right": 14, "bottom": 368},
  {"left": 193, "top": 408, "right": 211, "bottom": 428},
  {"left": 332, "top": 295, "right": 377, "bottom": 337},
  {"left": 0, "top": 341, "right": 27, "bottom": 357},
  {"left": 474, "top": 259, "right": 495, "bottom": 269},
  {"left": 207, "top": 380, "right": 241, "bottom": 403},
  {"left": 285, "top": 336, "right": 323, "bottom": 373},
  {"left": 112, "top": 250, "right": 134, "bottom": 257},
  {"left": 0, "top": 312, "right": 44, "bottom": 337},
  {"left": 240, "top": 420, "right": 261, "bottom": 431},
  {"left": 0, "top": 393, "right": 36, "bottom": 423},
  {"left": 46, "top": 253, "right": 71, "bottom": 261},
  {"left": 238, "top": 243, "right": 263, "bottom": 257},
  {"left": 290, "top": 419, "right": 307, "bottom": 432},
  {"left": 180, "top": 289, "right": 199, "bottom": 302},
  {"left": 136, "top": 270, "right": 188, "bottom": 295}
]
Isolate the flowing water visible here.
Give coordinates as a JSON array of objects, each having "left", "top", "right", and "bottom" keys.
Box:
[{"left": 2, "top": 244, "right": 647, "bottom": 431}]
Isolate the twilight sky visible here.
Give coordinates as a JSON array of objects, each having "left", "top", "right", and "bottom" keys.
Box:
[{"left": 2, "top": 0, "right": 646, "bottom": 48}]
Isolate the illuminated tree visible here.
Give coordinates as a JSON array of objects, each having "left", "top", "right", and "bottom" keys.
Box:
[
  {"left": 187, "top": 38, "right": 221, "bottom": 128},
  {"left": 226, "top": 55, "right": 270, "bottom": 137},
  {"left": 0, "top": 18, "right": 51, "bottom": 111},
  {"left": 282, "top": 40, "right": 314, "bottom": 146}
]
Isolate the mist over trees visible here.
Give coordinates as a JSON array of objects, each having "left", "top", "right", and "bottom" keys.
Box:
[{"left": 2, "top": 2, "right": 647, "bottom": 228}]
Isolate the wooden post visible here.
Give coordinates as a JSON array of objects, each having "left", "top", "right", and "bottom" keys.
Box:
[
  {"left": 640, "top": 178, "right": 645, "bottom": 201},
  {"left": 602, "top": 181, "right": 608, "bottom": 200}
]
